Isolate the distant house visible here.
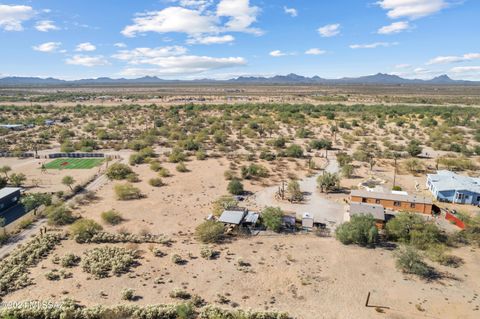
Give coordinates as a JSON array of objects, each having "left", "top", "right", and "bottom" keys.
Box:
[
  {"left": 349, "top": 202, "right": 386, "bottom": 228},
  {"left": 350, "top": 189, "right": 433, "bottom": 215},
  {"left": 219, "top": 208, "right": 247, "bottom": 225},
  {"left": 0, "top": 187, "right": 21, "bottom": 214},
  {"left": 427, "top": 170, "right": 480, "bottom": 205}
]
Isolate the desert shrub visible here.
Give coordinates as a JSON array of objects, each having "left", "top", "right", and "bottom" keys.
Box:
[
  {"left": 395, "top": 246, "right": 435, "bottom": 279},
  {"left": 309, "top": 139, "right": 332, "bottom": 150},
  {"left": 227, "top": 179, "right": 244, "bottom": 195},
  {"left": 407, "top": 139, "right": 422, "bottom": 157},
  {"left": 176, "top": 162, "right": 189, "bottom": 172},
  {"left": 150, "top": 161, "right": 162, "bottom": 172},
  {"left": 285, "top": 144, "right": 303, "bottom": 158},
  {"left": 195, "top": 150, "right": 207, "bottom": 160},
  {"left": 0, "top": 234, "right": 61, "bottom": 295},
  {"left": 286, "top": 180, "right": 303, "bottom": 202},
  {"left": 126, "top": 173, "right": 140, "bottom": 183},
  {"left": 211, "top": 196, "right": 238, "bottom": 216},
  {"left": 386, "top": 213, "right": 445, "bottom": 249},
  {"left": 70, "top": 219, "right": 103, "bottom": 243},
  {"left": 151, "top": 247, "right": 166, "bottom": 257},
  {"left": 335, "top": 214, "right": 378, "bottom": 247},
  {"left": 158, "top": 168, "right": 171, "bottom": 177},
  {"left": 200, "top": 306, "right": 290, "bottom": 319},
  {"left": 61, "top": 253, "right": 81, "bottom": 268},
  {"left": 195, "top": 220, "right": 224, "bottom": 243},
  {"left": 426, "top": 244, "right": 464, "bottom": 268},
  {"left": 81, "top": 246, "right": 138, "bottom": 278},
  {"left": 45, "top": 270, "right": 60, "bottom": 281},
  {"left": 317, "top": 172, "right": 340, "bottom": 193},
  {"left": 223, "top": 170, "right": 236, "bottom": 180},
  {"left": 168, "top": 148, "right": 187, "bottom": 163},
  {"left": 121, "top": 288, "right": 135, "bottom": 301},
  {"left": 106, "top": 163, "right": 133, "bottom": 180},
  {"left": 341, "top": 164, "right": 355, "bottom": 178},
  {"left": 149, "top": 177, "right": 164, "bottom": 187},
  {"left": 84, "top": 232, "right": 171, "bottom": 245},
  {"left": 171, "top": 254, "right": 185, "bottom": 265},
  {"left": 46, "top": 204, "right": 76, "bottom": 226},
  {"left": 114, "top": 183, "right": 142, "bottom": 200},
  {"left": 241, "top": 164, "right": 269, "bottom": 179},
  {"left": 169, "top": 289, "right": 191, "bottom": 300},
  {"left": 200, "top": 246, "right": 217, "bottom": 259},
  {"left": 101, "top": 210, "right": 123, "bottom": 225},
  {"left": 261, "top": 207, "right": 284, "bottom": 232}
]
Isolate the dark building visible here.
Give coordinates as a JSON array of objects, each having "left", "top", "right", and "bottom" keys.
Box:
[{"left": 0, "top": 187, "right": 21, "bottom": 214}]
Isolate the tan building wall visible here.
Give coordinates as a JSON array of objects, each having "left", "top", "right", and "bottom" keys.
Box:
[{"left": 351, "top": 196, "right": 432, "bottom": 215}]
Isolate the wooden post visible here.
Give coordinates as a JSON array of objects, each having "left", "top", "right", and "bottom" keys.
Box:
[{"left": 365, "top": 292, "right": 371, "bottom": 307}]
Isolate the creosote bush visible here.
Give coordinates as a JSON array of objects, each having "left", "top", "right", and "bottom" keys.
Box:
[
  {"left": 195, "top": 220, "right": 225, "bottom": 243},
  {"left": 114, "top": 183, "right": 143, "bottom": 200},
  {"left": 101, "top": 210, "right": 123, "bottom": 225},
  {"left": 70, "top": 219, "right": 103, "bottom": 243},
  {"left": 106, "top": 163, "right": 133, "bottom": 180}
]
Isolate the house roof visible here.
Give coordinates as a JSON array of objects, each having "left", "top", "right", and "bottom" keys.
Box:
[
  {"left": 349, "top": 202, "right": 385, "bottom": 221},
  {"left": 244, "top": 211, "right": 259, "bottom": 224},
  {"left": 0, "top": 187, "right": 21, "bottom": 199},
  {"left": 351, "top": 189, "right": 432, "bottom": 205},
  {"left": 427, "top": 170, "right": 480, "bottom": 194},
  {"left": 219, "top": 209, "right": 247, "bottom": 225}
]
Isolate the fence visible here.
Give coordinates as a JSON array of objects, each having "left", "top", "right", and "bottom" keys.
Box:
[
  {"left": 48, "top": 153, "right": 105, "bottom": 159},
  {"left": 445, "top": 211, "right": 466, "bottom": 229},
  {"left": 0, "top": 152, "right": 34, "bottom": 158}
]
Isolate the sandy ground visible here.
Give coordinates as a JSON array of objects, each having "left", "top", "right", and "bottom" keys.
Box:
[
  {"left": 250, "top": 156, "right": 345, "bottom": 227},
  {"left": 2, "top": 157, "right": 480, "bottom": 318}
]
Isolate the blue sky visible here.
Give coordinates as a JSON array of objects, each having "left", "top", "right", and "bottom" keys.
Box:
[{"left": 0, "top": 0, "right": 479, "bottom": 80}]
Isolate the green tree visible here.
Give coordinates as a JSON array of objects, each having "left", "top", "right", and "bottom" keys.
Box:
[
  {"left": 106, "top": 163, "right": 133, "bottom": 180},
  {"left": 21, "top": 193, "right": 52, "bottom": 214},
  {"left": 0, "top": 165, "right": 11, "bottom": 179},
  {"left": 335, "top": 215, "right": 378, "bottom": 247},
  {"left": 227, "top": 179, "right": 244, "bottom": 195},
  {"left": 261, "top": 207, "right": 284, "bottom": 232},
  {"left": 62, "top": 175, "right": 75, "bottom": 191},
  {"left": 70, "top": 219, "right": 103, "bottom": 243},
  {"left": 287, "top": 180, "right": 303, "bottom": 202},
  {"left": 9, "top": 173, "right": 26, "bottom": 187},
  {"left": 46, "top": 205, "right": 76, "bottom": 226},
  {"left": 317, "top": 172, "right": 340, "bottom": 193},
  {"left": 407, "top": 140, "right": 423, "bottom": 157},
  {"left": 195, "top": 220, "right": 224, "bottom": 243}
]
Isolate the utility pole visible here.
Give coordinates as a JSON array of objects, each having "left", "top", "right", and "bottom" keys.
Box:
[{"left": 393, "top": 156, "right": 397, "bottom": 189}]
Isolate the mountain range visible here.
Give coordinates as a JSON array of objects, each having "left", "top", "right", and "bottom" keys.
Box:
[{"left": 0, "top": 73, "right": 478, "bottom": 86}]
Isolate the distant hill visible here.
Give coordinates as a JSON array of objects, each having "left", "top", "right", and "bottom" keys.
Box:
[{"left": 0, "top": 73, "right": 477, "bottom": 86}]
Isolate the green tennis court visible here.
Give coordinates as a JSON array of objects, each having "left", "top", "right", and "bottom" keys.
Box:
[{"left": 43, "top": 158, "right": 104, "bottom": 170}]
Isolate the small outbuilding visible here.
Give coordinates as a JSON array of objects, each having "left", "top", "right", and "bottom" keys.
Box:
[
  {"left": 218, "top": 208, "right": 247, "bottom": 225},
  {"left": 0, "top": 187, "right": 21, "bottom": 213}
]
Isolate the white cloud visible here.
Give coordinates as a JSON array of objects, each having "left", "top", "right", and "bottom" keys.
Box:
[
  {"left": 427, "top": 53, "right": 480, "bottom": 65},
  {"left": 33, "top": 42, "right": 61, "bottom": 53},
  {"left": 75, "top": 42, "right": 96, "bottom": 52},
  {"left": 65, "top": 55, "right": 109, "bottom": 67},
  {"left": 378, "top": 21, "right": 410, "bottom": 34},
  {"left": 394, "top": 63, "right": 411, "bottom": 69},
  {"left": 35, "top": 20, "right": 58, "bottom": 32},
  {"left": 318, "top": 24, "right": 340, "bottom": 37},
  {"left": 0, "top": 4, "right": 34, "bottom": 31},
  {"left": 187, "top": 34, "right": 235, "bottom": 44},
  {"left": 284, "top": 6, "right": 297, "bottom": 17},
  {"left": 122, "top": 7, "right": 218, "bottom": 37},
  {"left": 350, "top": 42, "right": 398, "bottom": 49},
  {"left": 450, "top": 66, "right": 480, "bottom": 73},
  {"left": 305, "top": 48, "right": 326, "bottom": 55},
  {"left": 269, "top": 50, "right": 287, "bottom": 57},
  {"left": 113, "top": 46, "right": 188, "bottom": 63},
  {"left": 113, "top": 45, "right": 245, "bottom": 76},
  {"left": 114, "top": 42, "right": 127, "bottom": 48},
  {"left": 377, "top": 0, "right": 448, "bottom": 20},
  {"left": 217, "top": 0, "right": 261, "bottom": 34},
  {"left": 122, "top": 0, "right": 261, "bottom": 38}
]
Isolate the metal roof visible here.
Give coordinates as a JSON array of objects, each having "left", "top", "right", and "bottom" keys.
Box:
[
  {"left": 0, "top": 187, "right": 21, "bottom": 199},
  {"left": 219, "top": 210, "right": 247, "bottom": 225},
  {"left": 244, "top": 211, "right": 259, "bottom": 224},
  {"left": 351, "top": 189, "right": 432, "bottom": 205},
  {"left": 427, "top": 170, "right": 480, "bottom": 194},
  {"left": 349, "top": 202, "right": 385, "bottom": 221}
]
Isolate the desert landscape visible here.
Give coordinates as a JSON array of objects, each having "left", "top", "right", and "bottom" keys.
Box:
[{"left": 1, "top": 88, "right": 480, "bottom": 319}]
